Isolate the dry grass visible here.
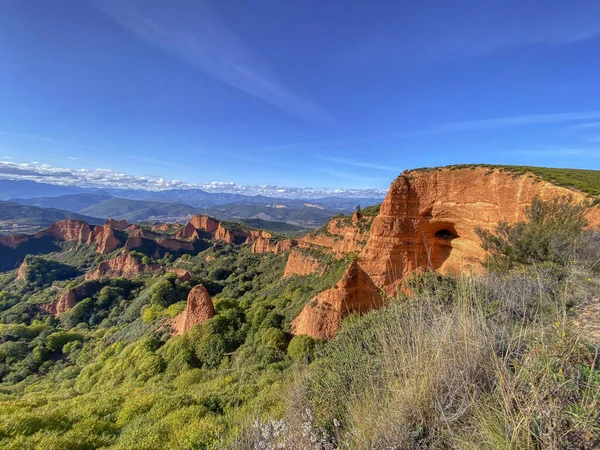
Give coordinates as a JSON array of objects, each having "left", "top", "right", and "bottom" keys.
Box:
[{"left": 234, "top": 262, "right": 600, "bottom": 449}]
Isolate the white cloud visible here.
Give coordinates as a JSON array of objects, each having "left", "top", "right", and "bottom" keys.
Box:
[{"left": 0, "top": 161, "right": 386, "bottom": 199}]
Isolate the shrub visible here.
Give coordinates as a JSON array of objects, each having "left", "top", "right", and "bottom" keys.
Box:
[
  {"left": 476, "top": 196, "right": 589, "bottom": 270},
  {"left": 287, "top": 335, "right": 317, "bottom": 360}
]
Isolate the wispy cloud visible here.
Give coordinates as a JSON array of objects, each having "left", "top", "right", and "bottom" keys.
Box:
[
  {"left": 570, "top": 122, "right": 600, "bottom": 130},
  {"left": 0, "top": 161, "right": 386, "bottom": 198},
  {"left": 430, "top": 111, "right": 600, "bottom": 133},
  {"left": 0, "top": 130, "right": 98, "bottom": 150},
  {"left": 261, "top": 110, "right": 600, "bottom": 152},
  {"left": 350, "top": 2, "right": 600, "bottom": 66},
  {"left": 314, "top": 155, "right": 401, "bottom": 172},
  {"left": 94, "top": 0, "right": 332, "bottom": 125}
]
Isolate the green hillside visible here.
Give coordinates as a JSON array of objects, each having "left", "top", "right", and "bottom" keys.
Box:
[
  {"left": 79, "top": 198, "right": 200, "bottom": 221},
  {"left": 0, "top": 201, "right": 103, "bottom": 236}
]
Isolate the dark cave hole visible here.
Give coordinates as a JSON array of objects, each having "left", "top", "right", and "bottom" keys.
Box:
[{"left": 435, "top": 228, "right": 457, "bottom": 239}]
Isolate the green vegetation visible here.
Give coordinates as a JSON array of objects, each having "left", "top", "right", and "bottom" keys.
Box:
[
  {"left": 231, "top": 218, "right": 308, "bottom": 236},
  {"left": 0, "top": 197, "right": 599, "bottom": 448},
  {"left": 18, "top": 255, "right": 80, "bottom": 289}
]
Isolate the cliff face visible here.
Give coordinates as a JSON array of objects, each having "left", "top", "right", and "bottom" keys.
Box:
[
  {"left": 358, "top": 167, "right": 600, "bottom": 294},
  {"left": 105, "top": 219, "right": 129, "bottom": 230},
  {"left": 299, "top": 216, "right": 372, "bottom": 256},
  {"left": 39, "top": 283, "right": 98, "bottom": 316},
  {"left": 0, "top": 234, "right": 31, "bottom": 249},
  {"left": 36, "top": 219, "right": 92, "bottom": 243},
  {"left": 292, "top": 167, "right": 600, "bottom": 339},
  {"left": 39, "top": 289, "right": 77, "bottom": 316},
  {"left": 189, "top": 215, "right": 219, "bottom": 233},
  {"left": 172, "top": 285, "right": 215, "bottom": 335},
  {"left": 176, "top": 222, "right": 199, "bottom": 240},
  {"left": 86, "top": 252, "right": 161, "bottom": 280},
  {"left": 88, "top": 225, "right": 121, "bottom": 254},
  {"left": 214, "top": 224, "right": 252, "bottom": 244},
  {"left": 283, "top": 249, "right": 323, "bottom": 278},
  {"left": 250, "top": 236, "right": 295, "bottom": 254},
  {"left": 291, "top": 261, "right": 383, "bottom": 339},
  {"left": 281, "top": 215, "right": 373, "bottom": 277}
]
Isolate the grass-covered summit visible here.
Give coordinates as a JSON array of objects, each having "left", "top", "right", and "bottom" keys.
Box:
[{"left": 411, "top": 164, "right": 600, "bottom": 196}]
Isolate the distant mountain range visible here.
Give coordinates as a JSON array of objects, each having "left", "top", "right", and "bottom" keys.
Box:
[
  {"left": 0, "top": 201, "right": 104, "bottom": 235},
  {"left": 0, "top": 178, "right": 383, "bottom": 230}
]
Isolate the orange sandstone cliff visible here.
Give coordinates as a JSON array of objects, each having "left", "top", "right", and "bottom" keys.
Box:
[
  {"left": 282, "top": 215, "right": 373, "bottom": 277},
  {"left": 172, "top": 285, "right": 215, "bottom": 335},
  {"left": 358, "top": 167, "right": 600, "bottom": 295},
  {"left": 292, "top": 167, "right": 600, "bottom": 339},
  {"left": 86, "top": 252, "right": 161, "bottom": 280},
  {"left": 291, "top": 261, "right": 383, "bottom": 339}
]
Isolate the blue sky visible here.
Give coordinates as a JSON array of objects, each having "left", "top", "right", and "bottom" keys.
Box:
[{"left": 1, "top": 0, "right": 600, "bottom": 194}]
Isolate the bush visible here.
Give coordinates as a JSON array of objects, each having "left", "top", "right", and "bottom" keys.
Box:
[
  {"left": 476, "top": 196, "right": 589, "bottom": 270},
  {"left": 287, "top": 335, "right": 317, "bottom": 360}
]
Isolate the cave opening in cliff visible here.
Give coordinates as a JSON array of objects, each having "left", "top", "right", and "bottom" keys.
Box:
[{"left": 435, "top": 228, "right": 457, "bottom": 239}]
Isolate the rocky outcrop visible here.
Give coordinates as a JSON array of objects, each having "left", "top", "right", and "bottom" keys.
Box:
[
  {"left": 86, "top": 252, "right": 161, "bottom": 280},
  {"left": 124, "top": 234, "right": 144, "bottom": 251},
  {"left": 36, "top": 219, "right": 92, "bottom": 243},
  {"left": 154, "top": 237, "right": 195, "bottom": 252},
  {"left": 105, "top": 218, "right": 129, "bottom": 230},
  {"left": 39, "top": 283, "right": 99, "bottom": 316},
  {"left": 16, "top": 259, "right": 28, "bottom": 280},
  {"left": 175, "top": 222, "right": 200, "bottom": 240},
  {"left": 88, "top": 225, "right": 121, "bottom": 254},
  {"left": 172, "top": 285, "right": 215, "bottom": 335},
  {"left": 166, "top": 268, "right": 193, "bottom": 282},
  {"left": 300, "top": 217, "right": 372, "bottom": 257},
  {"left": 189, "top": 215, "right": 219, "bottom": 233},
  {"left": 39, "top": 289, "right": 77, "bottom": 316},
  {"left": 214, "top": 223, "right": 252, "bottom": 244},
  {"left": 283, "top": 249, "right": 322, "bottom": 278},
  {"left": 358, "top": 167, "right": 600, "bottom": 295},
  {"left": 250, "top": 235, "right": 295, "bottom": 254},
  {"left": 291, "top": 261, "right": 383, "bottom": 339},
  {"left": 0, "top": 234, "right": 32, "bottom": 249},
  {"left": 151, "top": 223, "right": 178, "bottom": 233}
]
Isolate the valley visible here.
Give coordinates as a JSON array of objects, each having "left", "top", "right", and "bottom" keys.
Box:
[{"left": 1, "top": 165, "right": 599, "bottom": 448}]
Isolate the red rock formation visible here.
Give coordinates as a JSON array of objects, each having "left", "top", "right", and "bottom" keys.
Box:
[
  {"left": 214, "top": 223, "right": 251, "bottom": 244},
  {"left": 124, "top": 234, "right": 143, "bottom": 251},
  {"left": 291, "top": 261, "right": 383, "bottom": 339},
  {"left": 151, "top": 223, "right": 178, "bottom": 233},
  {"left": 16, "top": 259, "right": 28, "bottom": 280},
  {"left": 88, "top": 225, "right": 121, "bottom": 254},
  {"left": 172, "top": 285, "right": 215, "bottom": 335},
  {"left": 175, "top": 222, "right": 200, "bottom": 240},
  {"left": 244, "top": 230, "right": 272, "bottom": 244},
  {"left": 36, "top": 219, "right": 92, "bottom": 243},
  {"left": 166, "top": 268, "right": 193, "bottom": 282},
  {"left": 105, "top": 218, "right": 129, "bottom": 230},
  {"left": 352, "top": 211, "right": 362, "bottom": 223},
  {"left": 86, "top": 252, "right": 161, "bottom": 280},
  {"left": 0, "top": 234, "right": 31, "bottom": 249},
  {"left": 39, "top": 289, "right": 78, "bottom": 316},
  {"left": 358, "top": 167, "right": 600, "bottom": 295},
  {"left": 154, "top": 237, "right": 195, "bottom": 252},
  {"left": 251, "top": 237, "right": 297, "bottom": 254},
  {"left": 283, "top": 249, "right": 322, "bottom": 278},
  {"left": 189, "top": 215, "right": 219, "bottom": 233}
]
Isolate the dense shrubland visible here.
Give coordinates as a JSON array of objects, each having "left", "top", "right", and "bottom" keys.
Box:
[{"left": 0, "top": 197, "right": 599, "bottom": 449}]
